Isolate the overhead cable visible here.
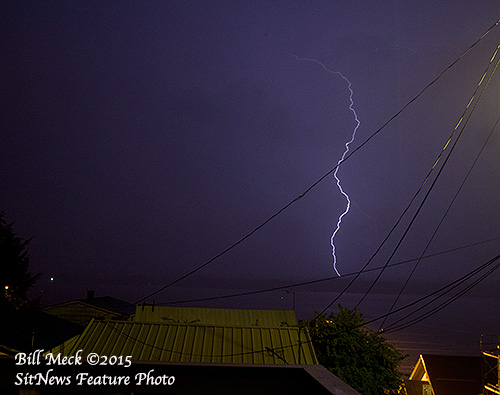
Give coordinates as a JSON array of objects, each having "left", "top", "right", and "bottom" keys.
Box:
[
  {"left": 354, "top": 42, "right": 500, "bottom": 311},
  {"left": 93, "top": 251, "right": 500, "bottom": 359},
  {"left": 381, "top": 253, "right": 500, "bottom": 333},
  {"left": 161, "top": 236, "right": 500, "bottom": 306},
  {"left": 132, "top": 19, "right": 500, "bottom": 306},
  {"left": 379, "top": 112, "right": 500, "bottom": 330}
]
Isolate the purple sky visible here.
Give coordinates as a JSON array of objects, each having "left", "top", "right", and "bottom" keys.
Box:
[{"left": 2, "top": 1, "right": 500, "bottom": 371}]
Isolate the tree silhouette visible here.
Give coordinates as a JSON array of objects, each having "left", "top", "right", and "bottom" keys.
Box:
[
  {"left": 303, "top": 305, "right": 406, "bottom": 395},
  {"left": 0, "top": 212, "right": 40, "bottom": 310}
]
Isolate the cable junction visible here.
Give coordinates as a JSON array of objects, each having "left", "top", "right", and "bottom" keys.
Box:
[{"left": 291, "top": 55, "right": 360, "bottom": 276}]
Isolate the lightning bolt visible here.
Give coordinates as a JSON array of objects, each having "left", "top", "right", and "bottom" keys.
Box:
[{"left": 291, "top": 55, "right": 361, "bottom": 276}]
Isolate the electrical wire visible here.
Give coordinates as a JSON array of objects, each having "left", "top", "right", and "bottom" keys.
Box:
[
  {"left": 130, "top": 19, "right": 500, "bottom": 307},
  {"left": 379, "top": 112, "right": 500, "bottom": 330},
  {"left": 360, "top": 252, "right": 500, "bottom": 329},
  {"left": 160, "top": 236, "right": 500, "bottom": 306},
  {"left": 97, "top": 238, "right": 500, "bottom": 323},
  {"left": 385, "top": 264, "right": 500, "bottom": 334},
  {"left": 354, "top": 42, "right": 500, "bottom": 311},
  {"left": 87, "top": 251, "right": 500, "bottom": 360},
  {"left": 284, "top": 42, "right": 500, "bottom": 320},
  {"left": 94, "top": 235, "right": 500, "bottom": 323},
  {"left": 382, "top": 253, "right": 500, "bottom": 334}
]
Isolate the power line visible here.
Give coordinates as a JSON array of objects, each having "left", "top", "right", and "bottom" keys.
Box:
[
  {"left": 354, "top": 41, "right": 500, "bottom": 310},
  {"left": 359, "top": 251, "right": 500, "bottom": 330},
  {"left": 379, "top": 111, "right": 500, "bottom": 330},
  {"left": 381, "top": 253, "right": 500, "bottom": 334},
  {"left": 160, "top": 236, "right": 500, "bottom": 306},
  {"left": 89, "top": 251, "right": 500, "bottom": 361},
  {"left": 131, "top": 19, "right": 500, "bottom": 306},
  {"left": 95, "top": 236, "right": 500, "bottom": 323},
  {"left": 385, "top": 263, "right": 500, "bottom": 334}
]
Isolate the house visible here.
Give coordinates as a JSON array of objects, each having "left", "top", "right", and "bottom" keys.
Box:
[
  {"left": 0, "top": 307, "right": 82, "bottom": 354},
  {"left": 41, "top": 290, "right": 134, "bottom": 325},
  {"left": 47, "top": 305, "right": 318, "bottom": 365},
  {"left": 0, "top": 292, "right": 133, "bottom": 356},
  {"left": 0, "top": 306, "right": 362, "bottom": 394},
  {"left": 404, "top": 354, "right": 491, "bottom": 395}
]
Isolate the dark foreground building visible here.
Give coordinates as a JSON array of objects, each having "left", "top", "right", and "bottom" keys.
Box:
[{"left": 1, "top": 306, "right": 361, "bottom": 394}]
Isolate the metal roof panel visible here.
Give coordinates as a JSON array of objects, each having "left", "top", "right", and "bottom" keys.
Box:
[{"left": 48, "top": 319, "right": 318, "bottom": 365}]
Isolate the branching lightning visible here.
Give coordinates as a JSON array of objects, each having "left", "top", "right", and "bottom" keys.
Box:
[{"left": 292, "top": 55, "right": 361, "bottom": 276}]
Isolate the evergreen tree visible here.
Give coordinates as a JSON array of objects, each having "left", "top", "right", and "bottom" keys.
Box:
[{"left": 0, "top": 212, "right": 40, "bottom": 310}]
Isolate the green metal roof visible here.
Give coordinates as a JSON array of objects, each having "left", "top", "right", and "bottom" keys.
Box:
[
  {"left": 133, "top": 306, "right": 298, "bottom": 327},
  {"left": 49, "top": 319, "right": 318, "bottom": 365}
]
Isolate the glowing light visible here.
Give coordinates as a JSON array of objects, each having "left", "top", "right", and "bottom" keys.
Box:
[{"left": 291, "top": 55, "right": 361, "bottom": 276}]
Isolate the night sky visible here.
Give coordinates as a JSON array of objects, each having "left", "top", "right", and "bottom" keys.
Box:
[{"left": 2, "top": 1, "right": 500, "bottom": 371}]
